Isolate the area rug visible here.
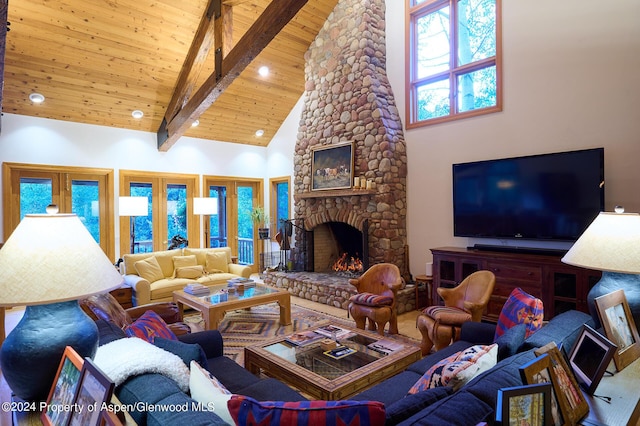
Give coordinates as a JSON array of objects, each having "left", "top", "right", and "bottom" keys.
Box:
[{"left": 183, "top": 303, "right": 419, "bottom": 367}]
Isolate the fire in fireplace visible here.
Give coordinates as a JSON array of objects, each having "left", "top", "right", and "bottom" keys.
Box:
[{"left": 332, "top": 252, "right": 363, "bottom": 273}]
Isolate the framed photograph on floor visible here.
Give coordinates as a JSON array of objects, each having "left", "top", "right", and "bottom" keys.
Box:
[
  {"left": 568, "top": 324, "right": 616, "bottom": 394},
  {"left": 534, "top": 342, "right": 589, "bottom": 425},
  {"left": 519, "top": 353, "right": 564, "bottom": 426},
  {"left": 68, "top": 358, "right": 115, "bottom": 426},
  {"left": 41, "top": 346, "right": 84, "bottom": 426},
  {"left": 595, "top": 289, "right": 640, "bottom": 371},
  {"left": 311, "top": 142, "right": 354, "bottom": 191},
  {"left": 496, "top": 383, "right": 552, "bottom": 426}
]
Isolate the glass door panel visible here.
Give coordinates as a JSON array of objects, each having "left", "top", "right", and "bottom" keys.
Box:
[
  {"left": 71, "top": 179, "right": 100, "bottom": 243},
  {"left": 237, "top": 185, "right": 255, "bottom": 266},
  {"left": 19, "top": 177, "right": 53, "bottom": 218},
  {"left": 167, "top": 184, "right": 187, "bottom": 245},
  {"left": 130, "top": 183, "right": 153, "bottom": 253},
  {"left": 208, "top": 186, "right": 227, "bottom": 248}
]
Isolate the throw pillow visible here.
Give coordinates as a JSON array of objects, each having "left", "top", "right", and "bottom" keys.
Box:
[
  {"left": 205, "top": 252, "right": 229, "bottom": 274},
  {"left": 494, "top": 323, "right": 527, "bottom": 361},
  {"left": 175, "top": 265, "right": 205, "bottom": 279},
  {"left": 349, "top": 292, "right": 393, "bottom": 307},
  {"left": 154, "top": 337, "right": 208, "bottom": 369},
  {"left": 408, "top": 343, "right": 498, "bottom": 393},
  {"left": 494, "top": 287, "right": 544, "bottom": 341},
  {"left": 172, "top": 255, "right": 198, "bottom": 277},
  {"left": 189, "top": 360, "right": 234, "bottom": 424},
  {"left": 227, "top": 395, "right": 386, "bottom": 426},
  {"left": 134, "top": 256, "right": 165, "bottom": 283},
  {"left": 125, "top": 310, "right": 178, "bottom": 342}
]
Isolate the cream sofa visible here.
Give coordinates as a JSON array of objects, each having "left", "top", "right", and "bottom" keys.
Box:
[{"left": 122, "top": 247, "right": 251, "bottom": 306}]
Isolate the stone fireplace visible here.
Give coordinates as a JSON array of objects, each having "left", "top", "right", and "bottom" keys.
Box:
[
  {"left": 292, "top": 0, "right": 407, "bottom": 275},
  {"left": 311, "top": 221, "right": 368, "bottom": 272},
  {"left": 264, "top": 0, "right": 415, "bottom": 313}
]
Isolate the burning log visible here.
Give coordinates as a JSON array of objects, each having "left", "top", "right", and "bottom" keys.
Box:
[{"left": 332, "top": 252, "right": 363, "bottom": 273}]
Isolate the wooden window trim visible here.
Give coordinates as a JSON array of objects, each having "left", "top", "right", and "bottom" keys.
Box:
[{"left": 405, "top": 0, "right": 503, "bottom": 129}]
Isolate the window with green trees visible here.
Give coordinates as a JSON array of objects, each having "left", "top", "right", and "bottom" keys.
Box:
[{"left": 407, "top": 0, "right": 502, "bottom": 127}]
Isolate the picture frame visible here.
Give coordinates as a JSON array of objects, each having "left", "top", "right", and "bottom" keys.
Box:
[
  {"left": 41, "top": 346, "right": 84, "bottom": 426},
  {"left": 567, "top": 324, "right": 617, "bottom": 395},
  {"left": 519, "top": 353, "right": 565, "bottom": 426},
  {"left": 534, "top": 342, "right": 589, "bottom": 425},
  {"left": 496, "top": 383, "right": 552, "bottom": 426},
  {"left": 311, "top": 142, "right": 354, "bottom": 191},
  {"left": 68, "top": 358, "right": 115, "bottom": 426},
  {"left": 595, "top": 289, "right": 640, "bottom": 371}
]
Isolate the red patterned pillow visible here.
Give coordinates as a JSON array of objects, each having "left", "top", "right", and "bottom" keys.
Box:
[
  {"left": 125, "top": 310, "right": 178, "bottom": 342},
  {"left": 408, "top": 344, "right": 498, "bottom": 393},
  {"left": 227, "top": 395, "right": 385, "bottom": 425},
  {"left": 494, "top": 287, "right": 544, "bottom": 341},
  {"left": 349, "top": 292, "right": 393, "bottom": 307}
]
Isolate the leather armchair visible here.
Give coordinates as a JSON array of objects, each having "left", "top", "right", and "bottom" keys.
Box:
[
  {"left": 81, "top": 292, "right": 191, "bottom": 336},
  {"left": 348, "top": 263, "right": 403, "bottom": 335},
  {"left": 417, "top": 270, "right": 495, "bottom": 354}
]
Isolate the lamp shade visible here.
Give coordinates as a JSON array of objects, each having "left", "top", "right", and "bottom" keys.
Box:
[
  {"left": 193, "top": 197, "right": 218, "bottom": 215},
  {"left": 118, "top": 196, "right": 148, "bottom": 217},
  {"left": 561, "top": 212, "right": 640, "bottom": 274},
  {"left": 0, "top": 214, "right": 123, "bottom": 306}
]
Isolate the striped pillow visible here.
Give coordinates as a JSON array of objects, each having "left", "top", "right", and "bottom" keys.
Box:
[
  {"left": 349, "top": 292, "right": 393, "bottom": 307},
  {"left": 228, "top": 395, "right": 385, "bottom": 425}
]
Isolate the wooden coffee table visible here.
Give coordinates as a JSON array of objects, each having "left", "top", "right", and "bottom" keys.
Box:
[
  {"left": 245, "top": 324, "right": 421, "bottom": 400},
  {"left": 173, "top": 283, "right": 291, "bottom": 330}
]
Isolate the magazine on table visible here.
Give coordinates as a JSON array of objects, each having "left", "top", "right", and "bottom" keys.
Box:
[
  {"left": 314, "top": 325, "right": 353, "bottom": 340},
  {"left": 368, "top": 339, "right": 404, "bottom": 355},
  {"left": 285, "top": 330, "right": 324, "bottom": 346}
]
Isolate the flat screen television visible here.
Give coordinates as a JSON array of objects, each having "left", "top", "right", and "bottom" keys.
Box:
[{"left": 453, "top": 148, "right": 604, "bottom": 242}]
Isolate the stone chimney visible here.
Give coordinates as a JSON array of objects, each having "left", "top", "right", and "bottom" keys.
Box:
[{"left": 293, "top": 0, "right": 408, "bottom": 273}]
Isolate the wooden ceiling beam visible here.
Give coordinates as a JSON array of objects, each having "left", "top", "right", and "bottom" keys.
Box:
[{"left": 157, "top": 0, "right": 308, "bottom": 152}]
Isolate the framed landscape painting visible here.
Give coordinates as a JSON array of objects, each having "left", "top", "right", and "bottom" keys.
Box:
[
  {"left": 41, "top": 346, "right": 84, "bottom": 426},
  {"left": 496, "top": 383, "right": 552, "bottom": 426},
  {"left": 311, "top": 142, "right": 353, "bottom": 191}
]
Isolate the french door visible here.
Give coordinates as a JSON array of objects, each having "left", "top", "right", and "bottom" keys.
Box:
[
  {"left": 3, "top": 163, "right": 114, "bottom": 260},
  {"left": 203, "top": 177, "right": 263, "bottom": 272}
]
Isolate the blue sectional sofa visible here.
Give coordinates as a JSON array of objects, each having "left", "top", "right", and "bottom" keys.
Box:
[
  {"left": 96, "top": 309, "right": 592, "bottom": 425},
  {"left": 353, "top": 310, "right": 593, "bottom": 425}
]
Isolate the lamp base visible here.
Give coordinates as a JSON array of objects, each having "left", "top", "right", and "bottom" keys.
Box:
[
  {"left": 0, "top": 300, "right": 99, "bottom": 401},
  {"left": 587, "top": 271, "right": 640, "bottom": 329}
]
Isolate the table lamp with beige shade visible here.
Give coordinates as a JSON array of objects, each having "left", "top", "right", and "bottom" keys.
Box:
[
  {"left": 0, "top": 207, "right": 123, "bottom": 401},
  {"left": 193, "top": 197, "right": 218, "bottom": 248},
  {"left": 562, "top": 208, "right": 640, "bottom": 329}
]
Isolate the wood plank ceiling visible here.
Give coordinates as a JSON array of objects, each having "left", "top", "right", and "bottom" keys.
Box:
[{"left": 3, "top": 0, "right": 339, "bottom": 148}]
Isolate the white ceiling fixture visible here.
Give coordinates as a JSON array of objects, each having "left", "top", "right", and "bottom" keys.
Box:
[
  {"left": 192, "top": 120, "right": 200, "bottom": 127},
  {"left": 131, "top": 110, "right": 144, "bottom": 119},
  {"left": 258, "top": 66, "right": 269, "bottom": 77},
  {"left": 29, "top": 93, "right": 45, "bottom": 104},
  {"left": 255, "top": 129, "right": 265, "bottom": 137}
]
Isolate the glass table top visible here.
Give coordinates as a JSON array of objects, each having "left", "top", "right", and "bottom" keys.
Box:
[
  {"left": 263, "top": 331, "right": 389, "bottom": 380},
  {"left": 191, "top": 283, "right": 280, "bottom": 305}
]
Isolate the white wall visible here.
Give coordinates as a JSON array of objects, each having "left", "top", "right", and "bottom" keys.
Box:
[
  {"left": 0, "top": 113, "right": 269, "bottom": 250},
  {"left": 387, "top": 0, "right": 640, "bottom": 276}
]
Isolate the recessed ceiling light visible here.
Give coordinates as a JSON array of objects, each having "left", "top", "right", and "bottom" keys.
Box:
[
  {"left": 192, "top": 120, "right": 200, "bottom": 127},
  {"left": 258, "top": 66, "right": 269, "bottom": 77},
  {"left": 255, "top": 129, "right": 265, "bottom": 137},
  {"left": 131, "top": 110, "right": 144, "bottom": 119},
  {"left": 29, "top": 93, "right": 45, "bottom": 104}
]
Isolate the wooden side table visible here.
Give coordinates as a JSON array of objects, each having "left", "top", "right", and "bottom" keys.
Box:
[
  {"left": 110, "top": 285, "right": 133, "bottom": 309},
  {"left": 414, "top": 275, "right": 433, "bottom": 310}
]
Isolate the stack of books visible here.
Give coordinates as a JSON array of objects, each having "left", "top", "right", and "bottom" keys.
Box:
[
  {"left": 227, "top": 277, "right": 256, "bottom": 288},
  {"left": 285, "top": 330, "right": 324, "bottom": 347},
  {"left": 314, "top": 325, "right": 353, "bottom": 340},
  {"left": 184, "top": 283, "right": 210, "bottom": 296}
]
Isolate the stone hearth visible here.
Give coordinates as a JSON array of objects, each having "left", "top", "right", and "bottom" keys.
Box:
[
  {"left": 292, "top": 0, "right": 408, "bottom": 274},
  {"left": 264, "top": 271, "right": 415, "bottom": 314}
]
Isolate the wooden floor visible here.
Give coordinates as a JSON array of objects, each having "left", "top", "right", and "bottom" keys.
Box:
[{"left": 0, "top": 298, "right": 423, "bottom": 424}]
